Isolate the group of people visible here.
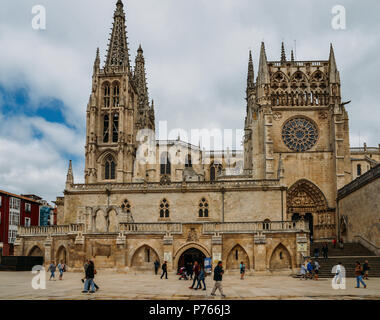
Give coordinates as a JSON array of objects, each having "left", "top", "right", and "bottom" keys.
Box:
[
  {"left": 47, "top": 260, "right": 66, "bottom": 281},
  {"left": 81, "top": 259, "right": 100, "bottom": 293},
  {"left": 300, "top": 259, "right": 320, "bottom": 280}
]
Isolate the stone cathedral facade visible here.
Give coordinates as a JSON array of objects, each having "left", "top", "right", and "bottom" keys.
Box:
[{"left": 14, "top": 0, "right": 377, "bottom": 273}]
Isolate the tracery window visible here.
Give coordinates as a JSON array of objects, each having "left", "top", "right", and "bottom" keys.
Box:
[
  {"left": 159, "top": 199, "right": 170, "bottom": 218},
  {"left": 104, "top": 155, "right": 116, "bottom": 180},
  {"left": 210, "top": 163, "right": 222, "bottom": 181},
  {"left": 282, "top": 117, "right": 318, "bottom": 152},
  {"left": 113, "top": 84, "right": 120, "bottom": 107},
  {"left": 103, "top": 83, "right": 111, "bottom": 108},
  {"left": 121, "top": 199, "right": 131, "bottom": 214},
  {"left": 160, "top": 153, "right": 171, "bottom": 175},
  {"left": 112, "top": 113, "right": 119, "bottom": 142},
  {"left": 198, "top": 198, "right": 209, "bottom": 218},
  {"left": 103, "top": 115, "right": 109, "bottom": 143}
]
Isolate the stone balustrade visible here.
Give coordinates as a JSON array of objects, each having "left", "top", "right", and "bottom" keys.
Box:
[
  {"left": 17, "top": 224, "right": 83, "bottom": 236},
  {"left": 119, "top": 222, "right": 183, "bottom": 234}
]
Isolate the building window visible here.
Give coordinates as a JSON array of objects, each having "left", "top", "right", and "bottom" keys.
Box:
[
  {"left": 25, "top": 217, "right": 31, "bottom": 227},
  {"left": 185, "top": 154, "right": 192, "bottom": 167},
  {"left": 113, "top": 84, "right": 120, "bottom": 107},
  {"left": 121, "top": 199, "right": 131, "bottom": 214},
  {"left": 357, "top": 164, "right": 362, "bottom": 176},
  {"left": 160, "top": 153, "right": 171, "bottom": 175},
  {"left": 105, "top": 155, "right": 116, "bottom": 180},
  {"left": 210, "top": 163, "right": 222, "bottom": 181},
  {"left": 263, "top": 219, "right": 271, "bottom": 230},
  {"left": 198, "top": 198, "right": 209, "bottom": 218},
  {"left": 25, "top": 203, "right": 31, "bottom": 212},
  {"left": 103, "top": 115, "right": 109, "bottom": 143},
  {"left": 10, "top": 197, "right": 20, "bottom": 210},
  {"left": 8, "top": 230, "right": 17, "bottom": 244},
  {"left": 103, "top": 83, "right": 111, "bottom": 107},
  {"left": 282, "top": 117, "right": 319, "bottom": 152},
  {"left": 159, "top": 199, "right": 170, "bottom": 218},
  {"left": 112, "top": 113, "right": 119, "bottom": 142}
]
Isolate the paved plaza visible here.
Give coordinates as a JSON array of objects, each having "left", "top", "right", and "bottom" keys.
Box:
[{"left": 0, "top": 271, "right": 379, "bottom": 300}]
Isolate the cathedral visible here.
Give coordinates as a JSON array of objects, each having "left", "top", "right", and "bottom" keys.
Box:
[{"left": 14, "top": 0, "right": 379, "bottom": 273}]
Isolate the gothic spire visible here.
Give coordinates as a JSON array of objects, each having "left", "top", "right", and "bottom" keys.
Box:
[
  {"left": 134, "top": 44, "right": 149, "bottom": 110},
  {"left": 291, "top": 49, "right": 294, "bottom": 62},
  {"left": 66, "top": 160, "right": 74, "bottom": 188},
  {"left": 281, "top": 42, "right": 286, "bottom": 63},
  {"left": 257, "top": 42, "right": 270, "bottom": 85},
  {"left": 247, "top": 50, "right": 255, "bottom": 91},
  {"left": 105, "top": 0, "right": 130, "bottom": 69},
  {"left": 93, "top": 47, "right": 100, "bottom": 73},
  {"left": 329, "top": 43, "right": 340, "bottom": 84}
]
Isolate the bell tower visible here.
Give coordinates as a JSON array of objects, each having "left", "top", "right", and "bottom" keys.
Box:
[{"left": 84, "top": 0, "right": 155, "bottom": 184}]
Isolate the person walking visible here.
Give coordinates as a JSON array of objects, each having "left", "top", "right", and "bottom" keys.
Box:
[
  {"left": 355, "top": 261, "right": 367, "bottom": 288},
  {"left": 306, "top": 260, "right": 314, "bottom": 279},
  {"left": 154, "top": 260, "right": 160, "bottom": 275},
  {"left": 189, "top": 261, "right": 200, "bottom": 289},
  {"left": 82, "top": 259, "right": 99, "bottom": 291},
  {"left": 313, "top": 247, "right": 319, "bottom": 259},
  {"left": 57, "top": 260, "right": 65, "bottom": 280},
  {"left": 300, "top": 263, "right": 307, "bottom": 280},
  {"left": 334, "top": 262, "right": 344, "bottom": 285},
  {"left": 195, "top": 266, "right": 206, "bottom": 291},
  {"left": 211, "top": 261, "right": 226, "bottom": 297},
  {"left": 188, "top": 262, "right": 194, "bottom": 280},
  {"left": 48, "top": 261, "right": 56, "bottom": 281},
  {"left": 240, "top": 261, "right": 246, "bottom": 280},
  {"left": 339, "top": 238, "right": 344, "bottom": 250},
  {"left": 313, "top": 260, "right": 320, "bottom": 281},
  {"left": 332, "top": 238, "right": 337, "bottom": 249},
  {"left": 82, "top": 260, "right": 96, "bottom": 293},
  {"left": 160, "top": 261, "right": 168, "bottom": 279},
  {"left": 363, "top": 260, "right": 370, "bottom": 280}
]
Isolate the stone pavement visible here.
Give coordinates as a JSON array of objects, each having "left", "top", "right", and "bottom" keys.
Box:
[{"left": 0, "top": 271, "right": 379, "bottom": 300}]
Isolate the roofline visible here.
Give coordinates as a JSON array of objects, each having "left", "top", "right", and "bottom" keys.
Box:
[{"left": 0, "top": 190, "right": 41, "bottom": 203}]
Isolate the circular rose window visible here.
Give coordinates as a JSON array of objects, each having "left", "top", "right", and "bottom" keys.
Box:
[{"left": 282, "top": 117, "right": 318, "bottom": 152}]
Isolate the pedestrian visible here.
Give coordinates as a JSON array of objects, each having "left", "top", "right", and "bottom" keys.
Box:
[
  {"left": 313, "top": 247, "right": 319, "bottom": 259},
  {"left": 211, "top": 261, "right": 226, "bottom": 297},
  {"left": 82, "top": 259, "right": 99, "bottom": 291},
  {"left": 154, "top": 260, "right": 160, "bottom": 275},
  {"left": 300, "top": 263, "right": 307, "bottom": 280},
  {"left": 332, "top": 238, "right": 337, "bottom": 249},
  {"left": 82, "top": 260, "right": 96, "bottom": 293},
  {"left": 189, "top": 261, "right": 200, "bottom": 289},
  {"left": 313, "top": 260, "right": 320, "bottom": 281},
  {"left": 363, "top": 260, "right": 370, "bottom": 280},
  {"left": 322, "top": 243, "right": 328, "bottom": 259},
  {"left": 188, "top": 262, "right": 194, "bottom": 280},
  {"left": 307, "top": 260, "right": 314, "bottom": 279},
  {"left": 48, "top": 261, "right": 56, "bottom": 281},
  {"left": 58, "top": 260, "right": 65, "bottom": 280},
  {"left": 355, "top": 261, "right": 366, "bottom": 288},
  {"left": 195, "top": 266, "right": 206, "bottom": 291},
  {"left": 339, "top": 238, "right": 344, "bottom": 250},
  {"left": 160, "top": 261, "right": 168, "bottom": 279},
  {"left": 240, "top": 261, "right": 246, "bottom": 280}
]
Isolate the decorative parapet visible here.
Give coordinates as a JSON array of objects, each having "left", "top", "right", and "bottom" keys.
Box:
[
  {"left": 120, "top": 222, "right": 182, "bottom": 235},
  {"left": 17, "top": 224, "right": 83, "bottom": 237},
  {"left": 254, "top": 233, "right": 266, "bottom": 244},
  {"left": 211, "top": 234, "right": 222, "bottom": 245}
]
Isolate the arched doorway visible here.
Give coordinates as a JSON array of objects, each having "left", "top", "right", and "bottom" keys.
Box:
[
  {"left": 177, "top": 248, "right": 206, "bottom": 271},
  {"left": 226, "top": 244, "right": 250, "bottom": 270},
  {"left": 28, "top": 246, "right": 43, "bottom": 257},
  {"left": 56, "top": 246, "right": 67, "bottom": 264},
  {"left": 287, "top": 179, "right": 329, "bottom": 240}
]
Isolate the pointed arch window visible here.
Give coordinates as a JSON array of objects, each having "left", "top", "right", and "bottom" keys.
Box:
[
  {"left": 159, "top": 199, "right": 170, "bottom": 218},
  {"left": 121, "top": 199, "right": 131, "bottom": 214},
  {"left": 104, "top": 84, "right": 111, "bottom": 108},
  {"left": 103, "top": 115, "right": 109, "bottom": 143},
  {"left": 160, "top": 153, "right": 171, "bottom": 175},
  {"left": 113, "top": 84, "right": 120, "bottom": 107},
  {"left": 105, "top": 155, "right": 116, "bottom": 180},
  {"left": 198, "top": 198, "right": 209, "bottom": 218},
  {"left": 112, "top": 113, "right": 119, "bottom": 142},
  {"left": 210, "top": 163, "right": 222, "bottom": 181}
]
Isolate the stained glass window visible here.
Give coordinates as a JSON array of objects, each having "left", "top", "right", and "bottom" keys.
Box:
[{"left": 282, "top": 117, "right": 318, "bottom": 152}]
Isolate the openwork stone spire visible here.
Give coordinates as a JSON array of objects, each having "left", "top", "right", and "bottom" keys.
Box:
[
  {"left": 281, "top": 42, "right": 286, "bottom": 63},
  {"left": 257, "top": 42, "right": 270, "bottom": 85},
  {"left": 105, "top": 0, "right": 130, "bottom": 69},
  {"left": 134, "top": 44, "right": 149, "bottom": 110},
  {"left": 247, "top": 50, "right": 255, "bottom": 91}
]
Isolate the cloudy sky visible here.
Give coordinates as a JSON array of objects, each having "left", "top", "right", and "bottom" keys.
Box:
[{"left": 0, "top": 0, "right": 379, "bottom": 203}]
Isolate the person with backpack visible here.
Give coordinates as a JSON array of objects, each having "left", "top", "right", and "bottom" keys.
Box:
[
  {"left": 355, "top": 261, "right": 367, "bottom": 288},
  {"left": 306, "top": 260, "right": 314, "bottom": 279},
  {"left": 240, "top": 261, "right": 246, "bottom": 280},
  {"left": 48, "top": 261, "right": 56, "bottom": 281},
  {"left": 57, "top": 260, "right": 65, "bottom": 280},
  {"left": 211, "top": 261, "right": 226, "bottom": 297},
  {"left": 82, "top": 260, "right": 96, "bottom": 293},
  {"left": 160, "top": 261, "right": 168, "bottom": 279},
  {"left": 195, "top": 266, "right": 206, "bottom": 291},
  {"left": 363, "top": 260, "right": 370, "bottom": 280}
]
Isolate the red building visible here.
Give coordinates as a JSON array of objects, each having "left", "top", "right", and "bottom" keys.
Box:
[{"left": 0, "top": 190, "right": 40, "bottom": 256}]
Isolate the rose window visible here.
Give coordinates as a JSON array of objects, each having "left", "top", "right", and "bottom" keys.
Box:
[{"left": 282, "top": 118, "right": 318, "bottom": 152}]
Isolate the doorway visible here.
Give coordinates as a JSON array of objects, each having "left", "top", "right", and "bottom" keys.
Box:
[{"left": 177, "top": 248, "right": 206, "bottom": 272}]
